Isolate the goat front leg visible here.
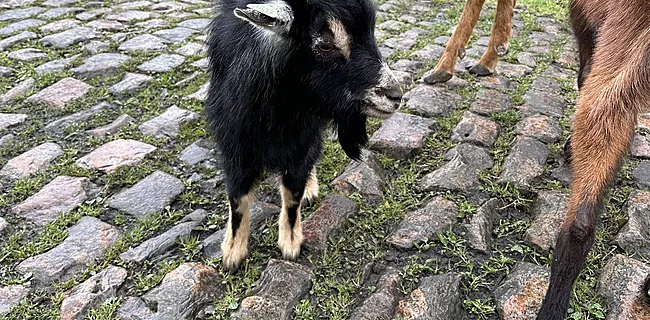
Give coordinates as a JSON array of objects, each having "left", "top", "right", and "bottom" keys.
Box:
[
  {"left": 469, "top": 0, "right": 515, "bottom": 76},
  {"left": 278, "top": 168, "right": 310, "bottom": 260},
  {"left": 537, "top": 66, "right": 641, "bottom": 320},
  {"left": 425, "top": 0, "right": 485, "bottom": 84},
  {"left": 221, "top": 171, "right": 258, "bottom": 273}
]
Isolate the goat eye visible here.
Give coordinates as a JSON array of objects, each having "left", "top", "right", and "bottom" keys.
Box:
[{"left": 317, "top": 43, "right": 334, "bottom": 52}]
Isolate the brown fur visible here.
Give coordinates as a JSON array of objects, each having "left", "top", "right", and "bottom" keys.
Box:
[
  {"left": 425, "top": 0, "right": 515, "bottom": 83},
  {"left": 537, "top": 1, "right": 650, "bottom": 319}
]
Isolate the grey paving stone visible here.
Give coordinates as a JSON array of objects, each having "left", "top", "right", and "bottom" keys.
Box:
[
  {"left": 499, "top": 136, "right": 549, "bottom": 188},
  {"left": 107, "top": 170, "right": 184, "bottom": 217},
  {"left": 377, "top": 20, "right": 404, "bottom": 31},
  {"left": 179, "top": 140, "right": 212, "bottom": 165},
  {"left": 37, "top": 7, "right": 83, "bottom": 19},
  {"left": 386, "top": 197, "right": 458, "bottom": 249},
  {"left": 117, "top": 0, "right": 152, "bottom": 9},
  {"left": 105, "top": 10, "right": 151, "bottom": 22},
  {"left": 384, "top": 36, "right": 416, "bottom": 51},
  {"left": 25, "top": 77, "right": 92, "bottom": 109},
  {"left": 120, "top": 209, "right": 206, "bottom": 263},
  {"left": 138, "top": 105, "right": 199, "bottom": 139},
  {"left": 186, "top": 81, "right": 209, "bottom": 101},
  {"left": 137, "top": 53, "right": 185, "bottom": 73},
  {"left": 0, "top": 66, "right": 12, "bottom": 77},
  {"left": 0, "top": 7, "right": 45, "bottom": 21},
  {"left": 16, "top": 217, "right": 120, "bottom": 286},
  {"left": 524, "top": 190, "right": 569, "bottom": 252},
  {"left": 478, "top": 75, "right": 517, "bottom": 91},
  {"left": 404, "top": 84, "right": 462, "bottom": 118},
  {"left": 394, "top": 273, "right": 464, "bottom": 320},
  {"left": 420, "top": 143, "right": 493, "bottom": 192},
  {"left": 0, "top": 217, "right": 7, "bottom": 235},
  {"left": 519, "top": 77, "right": 567, "bottom": 117},
  {"left": 0, "top": 134, "right": 15, "bottom": 148},
  {"left": 118, "top": 34, "right": 168, "bottom": 53},
  {"left": 630, "top": 133, "right": 650, "bottom": 159},
  {"left": 369, "top": 112, "right": 435, "bottom": 159},
  {"left": 175, "top": 42, "right": 205, "bottom": 56},
  {"left": 330, "top": 150, "right": 387, "bottom": 206},
  {"left": 0, "top": 285, "right": 31, "bottom": 316},
  {"left": 496, "top": 62, "right": 533, "bottom": 77},
  {"left": 83, "top": 40, "right": 109, "bottom": 54},
  {"left": 466, "top": 199, "right": 502, "bottom": 253},
  {"left": 134, "top": 18, "right": 167, "bottom": 30},
  {"left": 470, "top": 89, "right": 511, "bottom": 115},
  {"left": 0, "top": 78, "right": 34, "bottom": 105},
  {"left": 302, "top": 194, "right": 359, "bottom": 251},
  {"left": 76, "top": 139, "right": 156, "bottom": 173},
  {"left": 109, "top": 72, "right": 152, "bottom": 96},
  {"left": 120, "top": 263, "right": 221, "bottom": 320},
  {"left": 152, "top": 27, "right": 195, "bottom": 43},
  {"left": 86, "top": 19, "right": 126, "bottom": 31},
  {"left": 599, "top": 254, "right": 650, "bottom": 319},
  {"left": 39, "top": 18, "right": 79, "bottom": 33},
  {"left": 44, "top": 102, "right": 112, "bottom": 134},
  {"left": 177, "top": 18, "right": 211, "bottom": 31},
  {"left": 494, "top": 262, "right": 549, "bottom": 320},
  {"left": 70, "top": 53, "right": 131, "bottom": 80},
  {"left": 191, "top": 57, "right": 208, "bottom": 71},
  {"left": 231, "top": 259, "right": 313, "bottom": 320},
  {"left": 0, "top": 18, "right": 44, "bottom": 36},
  {"left": 517, "top": 51, "right": 538, "bottom": 67},
  {"left": 75, "top": 8, "right": 109, "bottom": 21},
  {"left": 390, "top": 59, "right": 422, "bottom": 73},
  {"left": 0, "top": 142, "right": 63, "bottom": 180},
  {"left": 87, "top": 114, "right": 136, "bottom": 136},
  {"left": 409, "top": 43, "right": 444, "bottom": 60},
  {"left": 39, "top": 27, "right": 97, "bottom": 49},
  {"left": 150, "top": 1, "right": 188, "bottom": 12},
  {"left": 0, "top": 31, "right": 37, "bottom": 51},
  {"left": 350, "top": 269, "right": 401, "bottom": 320},
  {"left": 7, "top": 47, "right": 46, "bottom": 61},
  {"left": 12, "top": 175, "right": 98, "bottom": 225},
  {"left": 34, "top": 55, "right": 79, "bottom": 75},
  {"left": 451, "top": 111, "right": 499, "bottom": 147},
  {"left": 515, "top": 114, "right": 562, "bottom": 143},
  {"left": 633, "top": 161, "right": 650, "bottom": 188},
  {"left": 59, "top": 265, "right": 127, "bottom": 320},
  {"left": 43, "top": 0, "right": 78, "bottom": 6},
  {"left": 613, "top": 190, "right": 650, "bottom": 259}
]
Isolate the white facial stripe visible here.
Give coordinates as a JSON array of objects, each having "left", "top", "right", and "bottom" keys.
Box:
[{"left": 327, "top": 18, "right": 350, "bottom": 59}]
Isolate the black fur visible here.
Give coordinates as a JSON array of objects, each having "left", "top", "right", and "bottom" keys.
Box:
[{"left": 205, "top": 0, "right": 385, "bottom": 195}]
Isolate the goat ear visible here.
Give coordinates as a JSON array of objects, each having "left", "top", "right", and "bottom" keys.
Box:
[
  {"left": 338, "top": 114, "right": 368, "bottom": 161},
  {"left": 233, "top": 2, "right": 294, "bottom": 34}
]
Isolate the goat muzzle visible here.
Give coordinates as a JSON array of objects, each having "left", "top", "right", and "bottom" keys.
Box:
[{"left": 363, "top": 63, "right": 402, "bottom": 119}]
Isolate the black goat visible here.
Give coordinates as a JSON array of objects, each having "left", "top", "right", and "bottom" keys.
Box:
[{"left": 205, "top": 0, "right": 402, "bottom": 271}]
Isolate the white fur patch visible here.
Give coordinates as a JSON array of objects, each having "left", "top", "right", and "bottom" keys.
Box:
[{"left": 328, "top": 18, "right": 350, "bottom": 58}]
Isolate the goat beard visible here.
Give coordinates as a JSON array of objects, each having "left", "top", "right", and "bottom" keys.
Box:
[{"left": 336, "top": 113, "right": 368, "bottom": 162}]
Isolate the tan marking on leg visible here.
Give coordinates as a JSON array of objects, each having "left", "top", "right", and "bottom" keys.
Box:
[
  {"left": 278, "top": 184, "right": 303, "bottom": 260},
  {"left": 302, "top": 167, "right": 319, "bottom": 204},
  {"left": 328, "top": 17, "right": 350, "bottom": 59},
  {"left": 221, "top": 192, "right": 254, "bottom": 271},
  {"left": 475, "top": 0, "right": 515, "bottom": 73}
]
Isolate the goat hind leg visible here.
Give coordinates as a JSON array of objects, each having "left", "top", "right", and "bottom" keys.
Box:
[
  {"left": 469, "top": 0, "right": 515, "bottom": 76},
  {"left": 424, "top": 0, "right": 485, "bottom": 84},
  {"left": 221, "top": 190, "right": 256, "bottom": 273},
  {"left": 302, "top": 166, "right": 319, "bottom": 206},
  {"left": 536, "top": 74, "right": 639, "bottom": 320},
  {"left": 278, "top": 169, "right": 310, "bottom": 260}
]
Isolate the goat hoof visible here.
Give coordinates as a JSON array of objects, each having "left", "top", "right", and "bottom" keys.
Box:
[
  {"left": 424, "top": 70, "right": 453, "bottom": 84},
  {"left": 496, "top": 44, "right": 509, "bottom": 57},
  {"left": 468, "top": 64, "right": 493, "bottom": 76},
  {"left": 221, "top": 241, "right": 248, "bottom": 273},
  {"left": 458, "top": 47, "right": 466, "bottom": 59}
]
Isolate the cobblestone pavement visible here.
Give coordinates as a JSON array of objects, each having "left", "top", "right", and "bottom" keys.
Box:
[{"left": 1, "top": 0, "right": 649, "bottom": 319}]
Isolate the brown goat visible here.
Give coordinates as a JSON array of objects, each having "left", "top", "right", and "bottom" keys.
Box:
[
  {"left": 425, "top": 0, "right": 515, "bottom": 83},
  {"left": 537, "top": 0, "right": 650, "bottom": 319}
]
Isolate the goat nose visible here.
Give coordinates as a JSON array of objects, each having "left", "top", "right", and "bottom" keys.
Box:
[
  {"left": 384, "top": 80, "right": 402, "bottom": 100},
  {"left": 379, "top": 63, "right": 403, "bottom": 100}
]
